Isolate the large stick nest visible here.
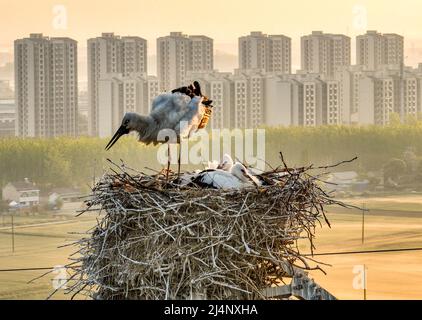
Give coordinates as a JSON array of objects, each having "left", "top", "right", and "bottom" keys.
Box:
[{"left": 65, "top": 154, "right": 355, "bottom": 300}]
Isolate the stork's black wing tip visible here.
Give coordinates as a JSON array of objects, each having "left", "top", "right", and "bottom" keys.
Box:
[
  {"left": 193, "top": 81, "right": 202, "bottom": 96},
  {"left": 203, "top": 99, "right": 213, "bottom": 106}
]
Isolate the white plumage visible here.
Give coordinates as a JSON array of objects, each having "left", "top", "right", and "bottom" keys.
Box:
[
  {"left": 206, "top": 153, "right": 234, "bottom": 171},
  {"left": 216, "top": 154, "right": 234, "bottom": 171},
  {"left": 193, "top": 163, "right": 258, "bottom": 189},
  {"left": 206, "top": 160, "right": 219, "bottom": 170},
  {"left": 105, "top": 92, "right": 206, "bottom": 150},
  {"left": 105, "top": 81, "right": 212, "bottom": 177}
]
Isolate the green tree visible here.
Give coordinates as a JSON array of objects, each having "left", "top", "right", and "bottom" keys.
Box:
[
  {"left": 0, "top": 124, "right": 422, "bottom": 189},
  {"left": 405, "top": 114, "right": 418, "bottom": 126},
  {"left": 0, "top": 200, "right": 9, "bottom": 214},
  {"left": 43, "top": 148, "right": 72, "bottom": 187},
  {"left": 389, "top": 112, "right": 402, "bottom": 126},
  {"left": 383, "top": 158, "right": 407, "bottom": 186}
]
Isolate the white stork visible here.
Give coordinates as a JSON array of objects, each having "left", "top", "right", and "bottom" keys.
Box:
[
  {"left": 105, "top": 81, "right": 213, "bottom": 179},
  {"left": 206, "top": 160, "right": 219, "bottom": 170},
  {"left": 206, "top": 153, "right": 234, "bottom": 171},
  {"left": 192, "top": 163, "right": 260, "bottom": 189},
  {"left": 216, "top": 154, "right": 234, "bottom": 171}
]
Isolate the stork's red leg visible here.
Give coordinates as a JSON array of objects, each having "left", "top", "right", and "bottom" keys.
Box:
[
  {"left": 166, "top": 143, "right": 170, "bottom": 183},
  {"left": 177, "top": 143, "right": 181, "bottom": 178}
]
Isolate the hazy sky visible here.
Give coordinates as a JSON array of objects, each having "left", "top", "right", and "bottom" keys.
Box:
[{"left": 2, "top": 0, "right": 422, "bottom": 78}]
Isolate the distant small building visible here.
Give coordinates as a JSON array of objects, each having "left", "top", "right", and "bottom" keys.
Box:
[
  {"left": 2, "top": 179, "right": 40, "bottom": 206},
  {"left": 49, "top": 187, "right": 82, "bottom": 203},
  {"left": 328, "top": 171, "right": 358, "bottom": 183},
  {"left": 0, "top": 99, "right": 15, "bottom": 137},
  {"left": 0, "top": 111, "right": 15, "bottom": 137},
  {"left": 326, "top": 171, "right": 370, "bottom": 192}
]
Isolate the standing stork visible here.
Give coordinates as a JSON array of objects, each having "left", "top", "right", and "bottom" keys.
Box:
[{"left": 105, "top": 81, "right": 213, "bottom": 179}]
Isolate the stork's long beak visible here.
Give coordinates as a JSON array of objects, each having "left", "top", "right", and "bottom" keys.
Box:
[{"left": 105, "top": 125, "right": 129, "bottom": 151}]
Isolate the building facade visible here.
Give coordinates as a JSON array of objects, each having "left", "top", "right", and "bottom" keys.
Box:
[
  {"left": 186, "top": 71, "right": 233, "bottom": 129},
  {"left": 87, "top": 33, "right": 147, "bottom": 136},
  {"left": 157, "top": 32, "right": 213, "bottom": 92},
  {"left": 301, "top": 31, "right": 350, "bottom": 76},
  {"left": 238, "top": 32, "right": 291, "bottom": 74},
  {"left": 356, "top": 31, "right": 404, "bottom": 71},
  {"left": 232, "top": 70, "right": 266, "bottom": 128},
  {"left": 2, "top": 180, "right": 40, "bottom": 207},
  {"left": 0, "top": 100, "right": 15, "bottom": 137},
  {"left": 331, "top": 63, "right": 422, "bottom": 126},
  {"left": 189, "top": 35, "right": 214, "bottom": 72},
  {"left": 0, "top": 111, "right": 15, "bottom": 137},
  {"left": 14, "top": 33, "right": 78, "bottom": 137},
  {"left": 97, "top": 72, "right": 159, "bottom": 137},
  {"left": 265, "top": 73, "right": 342, "bottom": 127}
]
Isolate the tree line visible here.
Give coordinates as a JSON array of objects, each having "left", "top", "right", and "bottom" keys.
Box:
[{"left": 0, "top": 123, "right": 421, "bottom": 191}]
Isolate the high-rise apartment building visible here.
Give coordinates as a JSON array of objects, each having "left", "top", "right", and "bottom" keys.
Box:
[
  {"left": 186, "top": 71, "right": 233, "bottom": 129},
  {"left": 335, "top": 65, "right": 366, "bottom": 123},
  {"left": 238, "top": 32, "right": 291, "bottom": 73},
  {"left": 264, "top": 75, "right": 301, "bottom": 127},
  {"left": 325, "top": 80, "right": 341, "bottom": 125},
  {"left": 384, "top": 33, "right": 404, "bottom": 66},
  {"left": 98, "top": 72, "right": 159, "bottom": 137},
  {"left": 14, "top": 33, "right": 78, "bottom": 137},
  {"left": 157, "top": 32, "right": 213, "bottom": 91},
  {"left": 358, "top": 70, "right": 422, "bottom": 125},
  {"left": 358, "top": 75, "right": 400, "bottom": 125},
  {"left": 87, "top": 33, "right": 147, "bottom": 136},
  {"left": 356, "top": 31, "right": 404, "bottom": 70},
  {"left": 301, "top": 31, "right": 351, "bottom": 76},
  {"left": 301, "top": 79, "right": 325, "bottom": 126},
  {"left": 233, "top": 70, "right": 266, "bottom": 128},
  {"left": 265, "top": 73, "right": 342, "bottom": 127},
  {"left": 189, "top": 35, "right": 214, "bottom": 72}
]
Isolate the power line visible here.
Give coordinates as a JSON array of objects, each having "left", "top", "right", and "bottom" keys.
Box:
[
  {"left": 305, "top": 247, "right": 422, "bottom": 257},
  {"left": 0, "top": 267, "right": 53, "bottom": 272},
  {"left": 1, "top": 247, "right": 422, "bottom": 273}
]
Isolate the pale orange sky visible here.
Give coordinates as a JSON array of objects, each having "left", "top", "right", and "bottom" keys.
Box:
[{"left": 2, "top": 0, "right": 422, "bottom": 78}]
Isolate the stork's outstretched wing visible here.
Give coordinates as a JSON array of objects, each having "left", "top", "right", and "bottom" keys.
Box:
[
  {"left": 150, "top": 92, "right": 191, "bottom": 124},
  {"left": 150, "top": 92, "right": 205, "bottom": 139},
  {"left": 176, "top": 96, "right": 206, "bottom": 138}
]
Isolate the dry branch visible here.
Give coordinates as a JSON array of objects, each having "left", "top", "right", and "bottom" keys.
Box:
[{"left": 63, "top": 155, "right": 355, "bottom": 300}]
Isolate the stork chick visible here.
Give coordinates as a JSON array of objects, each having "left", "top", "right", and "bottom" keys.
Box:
[{"left": 192, "top": 163, "right": 259, "bottom": 190}]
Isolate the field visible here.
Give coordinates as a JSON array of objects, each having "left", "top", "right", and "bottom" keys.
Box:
[
  {"left": 343, "top": 194, "right": 422, "bottom": 212},
  {"left": 0, "top": 196, "right": 421, "bottom": 300},
  {"left": 307, "top": 211, "right": 422, "bottom": 300}
]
